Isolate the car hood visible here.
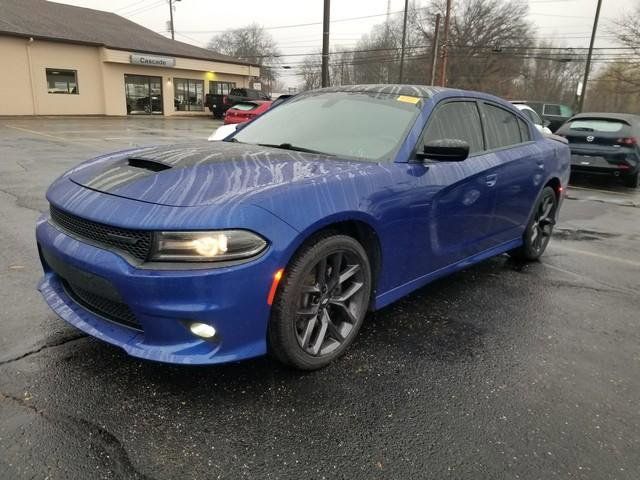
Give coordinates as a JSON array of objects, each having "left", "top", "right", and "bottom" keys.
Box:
[{"left": 67, "top": 142, "right": 364, "bottom": 207}]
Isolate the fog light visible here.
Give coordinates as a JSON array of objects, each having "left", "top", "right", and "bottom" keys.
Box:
[{"left": 189, "top": 322, "right": 216, "bottom": 339}]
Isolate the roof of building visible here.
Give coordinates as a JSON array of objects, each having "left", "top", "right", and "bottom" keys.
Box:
[{"left": 0, "top": 0, "right": 257, "bottom": 67}]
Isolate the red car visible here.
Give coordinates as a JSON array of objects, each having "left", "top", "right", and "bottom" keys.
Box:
[{"left": 224, "top": 101, "right": 272, "bottom": 125}]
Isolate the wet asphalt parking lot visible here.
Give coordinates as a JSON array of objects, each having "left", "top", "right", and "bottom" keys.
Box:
[{"left": 0, "top": 117, "right": 638, "bottom": 480}]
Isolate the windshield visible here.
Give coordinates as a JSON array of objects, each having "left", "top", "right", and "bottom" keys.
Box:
[
  {"left": 231, "top": 102, "right": 258, "bottom": 111},
  {"left": 232, "top": 91, "right": 422, "bottom": 161}
]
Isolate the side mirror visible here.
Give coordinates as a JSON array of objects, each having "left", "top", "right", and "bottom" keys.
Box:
[
  {"left": 418, "top": 139, "right": 470, "bottom": 162},
  {"left": 543, "top": 119, "right": 551, "bottom": 128}
]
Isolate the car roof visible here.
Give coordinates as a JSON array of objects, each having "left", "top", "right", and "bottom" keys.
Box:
[
  {"left": 570, "top": 112, "right": 640, "bottom": 123},
  {"left": 512, "top": 100, "right": 565, "bottom": 105},
  {"left": 315, "top": 84, "right": 447, "bottom": 98}
]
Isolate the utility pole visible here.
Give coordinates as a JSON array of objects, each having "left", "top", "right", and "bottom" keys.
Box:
[
  {"left": 439, "top": 0, "right": 452, "bottom": 87},
  {"left": 430, "top": 14, "right": 441, "bottom": 85},
  {"left": 168, "top": 0, "right": 181, "bottom": 40},
  {"left": 398, "top": 0, "right": 409, "bottom": 83},
  {"left": 578, "top": 0, "right": 603, "bottom": 112},
  {"left": 321, "top": 0, "right": 331, "bottom": 87}
]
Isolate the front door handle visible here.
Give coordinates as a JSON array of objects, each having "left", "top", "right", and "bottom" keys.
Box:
[{"left": 485, "top": 174, "right": 498, "bottom": 187}]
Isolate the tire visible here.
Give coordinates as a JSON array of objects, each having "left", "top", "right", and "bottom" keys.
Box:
[
  {"left": 268, "top": 233, "right": 372, "bottom": 370},
  {"left": 508, "top": 186, "right": 558, "bottom": 261},
  {"left": 622, "top": 172, "right": 639, "bottom": 189}
]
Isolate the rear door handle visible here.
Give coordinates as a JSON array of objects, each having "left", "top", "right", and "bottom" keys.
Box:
[
  {"left": 485, "top": 174, "right": 498, "bottom": 187},
  {"left": 536, "top": 159, "right": 545, "bottom": 169}
]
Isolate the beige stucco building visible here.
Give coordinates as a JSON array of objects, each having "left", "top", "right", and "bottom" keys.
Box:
[{"left": 0, "top": 0, "right": 259, "bottom": 116}]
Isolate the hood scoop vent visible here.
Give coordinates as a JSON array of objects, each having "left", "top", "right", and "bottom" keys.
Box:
[{"left": 127, "top": 157, "right": 172, "bottom": 172}]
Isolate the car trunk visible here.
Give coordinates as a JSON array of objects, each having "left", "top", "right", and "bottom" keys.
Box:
[{"left": 560, "top": 118, "right": 637, "bottom": 169}]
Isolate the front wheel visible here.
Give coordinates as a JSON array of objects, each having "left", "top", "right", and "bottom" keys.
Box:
[
  {"left": 268, "top": 234, "right": 372, "bottom": 370},
  {"left": 509, "top": 186, "right": 558, "bottom": 261},
  {"left": 622, "top": 172, "right": 639, "bottom": 189}
]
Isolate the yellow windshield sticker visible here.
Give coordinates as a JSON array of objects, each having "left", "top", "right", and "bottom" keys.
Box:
[{"left": 397, "top": 95, "right": 421, "bottom": 104}]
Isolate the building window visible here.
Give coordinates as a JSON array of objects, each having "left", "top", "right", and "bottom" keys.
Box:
[
  {"left": 174, "top": 78, "right": 204, "bottom": 111},
  {"left": 209, "top": 81, "right": 236, "bottom": 95},
  {"left": 46, "top": 69, "right": 78, "bottom": 94}
]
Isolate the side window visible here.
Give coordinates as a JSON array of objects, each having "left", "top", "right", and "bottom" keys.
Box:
[
  {"left": 46, "top": 69, "right": 78, "bottom": 94},
  {"left": 522, "top": 109, "right": 536, "bottom": 124},
  {"left": 530, "top": 109, "right": 543, "bottom": 126},
  {"left": 422, "top": 101, "right": 484, "bottom": 154},
  {"left": 482, "top": 103, "right": 522, "bottom": 149},
  {"left": 518, "top": 118, "right": 531, "bottom": 141},
  {"left": 544, "top": 104, "right": 562, "bottom": 116}
]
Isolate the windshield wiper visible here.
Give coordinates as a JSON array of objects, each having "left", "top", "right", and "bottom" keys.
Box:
[{"left": 257, "top": 143, "right": 334, "bottom": 156}]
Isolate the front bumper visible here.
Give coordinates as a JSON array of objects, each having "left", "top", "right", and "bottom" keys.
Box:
[{"left": 36, "top": 216, "right": 284, "bottom": 365}]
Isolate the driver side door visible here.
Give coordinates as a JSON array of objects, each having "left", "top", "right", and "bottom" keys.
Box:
[{"left": 409, "top": 99, "right": 500, "bottom": 274}]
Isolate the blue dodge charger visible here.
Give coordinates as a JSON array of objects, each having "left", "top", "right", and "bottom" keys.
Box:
[{"left": 36, "top": 85, "right": 570, "bottom": 369}]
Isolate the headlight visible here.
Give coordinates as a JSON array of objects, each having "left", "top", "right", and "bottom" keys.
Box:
[{"left": 151, "top": 230, "right": 267, "bottom": 262}]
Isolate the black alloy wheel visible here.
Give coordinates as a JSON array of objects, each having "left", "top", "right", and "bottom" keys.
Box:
[
  {"left": 269, "top": 234, "right": 372, "bottom": 370},
  {"left": 509, "top": 186, "right": 558, "bottom": 261}
]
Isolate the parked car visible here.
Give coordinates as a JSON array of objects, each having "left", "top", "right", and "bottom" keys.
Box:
[
  {"left": 512, "top": 101, "right": 574, "bottom": 132},
  {"left": 206, "top": 88, "right": 271, "bottom": 118},
  {"left": 209, "top": 95, "right": 295, "bottom": 141},
  {"left": 224, "top": 100, "right": 272, "bottom": 125},
  {"left": 513, "top": 103, "right": 552, "bottom": 135},
  {"left": 36, "top": 85, "right": 570, "bottom": 370},
  {"left": 556, "top": 112, "right": 640, "bottom": 188}
]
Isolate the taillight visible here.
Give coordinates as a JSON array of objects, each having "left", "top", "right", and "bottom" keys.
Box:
[
  {"left": 616, "top": 137, "right": 637, "bottom": 146},
  {"left": 223, "top": 95, "right": 228, "bottom": 105}
]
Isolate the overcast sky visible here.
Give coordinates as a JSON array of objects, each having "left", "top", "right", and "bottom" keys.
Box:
[{"left": 54, "top": 0, "right": 636, "bottom": 88}]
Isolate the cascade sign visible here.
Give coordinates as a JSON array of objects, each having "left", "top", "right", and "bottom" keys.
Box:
[{"left": 130, "top": 54, "right": 176, "bottom": 67}]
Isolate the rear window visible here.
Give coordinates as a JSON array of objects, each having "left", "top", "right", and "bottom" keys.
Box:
[
  {"left": 231, "top": 102, "right": 258, "bottom": 111},
  {"left": 230, "top": 89, "right": 246, "bottom": 96},
  {"left": 568, "top": 119, "right": 627, "bottom": 133},
  {"left": 543, "top": 104, "right": 562, "bottom": 116}
]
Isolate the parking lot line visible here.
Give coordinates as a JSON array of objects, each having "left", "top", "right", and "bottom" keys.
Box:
[
  {"left": 552, "top": 243, "right": 640, "bottom": 268},
  {"left": 3, "top": 124, "right": 115, "bottom": 147},
  {"left": 568, "top": 185, "right": 632, "bottom": 197},
  {"left": 3, "top": 124, "right": 70, "bottom": 142}
]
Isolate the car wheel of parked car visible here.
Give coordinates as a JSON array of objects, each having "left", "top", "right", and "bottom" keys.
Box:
[
  {"left": 509, "top": 186, "right": 558, "bottom": 261},
  {"left": 269, "top": 233, "right": 372, "bottom": 370},
  {"left": 623, "top": 172, "right": 639, "bottom": 189}
]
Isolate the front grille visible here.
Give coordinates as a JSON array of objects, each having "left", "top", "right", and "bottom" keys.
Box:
[
  {"left": 62, "top": 279, "right": 142, "bottom": 331},
  {"left": 50, "top": 205, "right": 152, "bottom": 261}
]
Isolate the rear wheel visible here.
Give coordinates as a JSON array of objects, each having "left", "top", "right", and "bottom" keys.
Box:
[
  {"left": 623, "top": 171, "right": 639, "bottom": 189},
  {"left": 268, "top": 234, "right": 372, "bottom": 370},
  {"left": 509, "top": 186, "right": 558, "bottom": 261}
]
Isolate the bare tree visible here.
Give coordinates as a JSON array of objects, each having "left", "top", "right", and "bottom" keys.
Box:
[
  {"left": 513, "top": 44, "right": 584, "bottom": 106},
  {"left": 607, "top": 3, "right": 640, "bottom": 93},
  {"left": 207, "top": 24, "right": 281, "bottom": 84},
  {"left": 416, "top": 0, "right": 534, "bottom": 95}
]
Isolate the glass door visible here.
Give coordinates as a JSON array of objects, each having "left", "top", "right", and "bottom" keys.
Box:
[{"left": 125, "top": 75, "right": 163, "bottom": 115}]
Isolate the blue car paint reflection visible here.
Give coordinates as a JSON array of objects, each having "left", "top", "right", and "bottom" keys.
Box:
[{"left": 36, "top": 85, "right": 570, "bottom": 365}]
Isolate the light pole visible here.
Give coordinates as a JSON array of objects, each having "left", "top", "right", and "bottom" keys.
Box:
[
  {"left": 321, "top": 0, "right": 331, "bottom": 87},
  {"left": 398, "top": 0, "right": 409, "bottom": 83},
  {"left": 578, "top": 0, "right": 603, "bottom": 112},
  {"left": 169, "top": 0, "right": 181, "bottom": 40},
  {"left": 439, "top": 0, "right": 452, "bottom": 87},
  {"left": 429, "top": 14, "right": 441, "bottom": 85}
]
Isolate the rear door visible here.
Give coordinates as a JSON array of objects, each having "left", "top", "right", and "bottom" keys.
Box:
[{"left": 480, "top": 101, "right": 541, "bottom": 242}]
